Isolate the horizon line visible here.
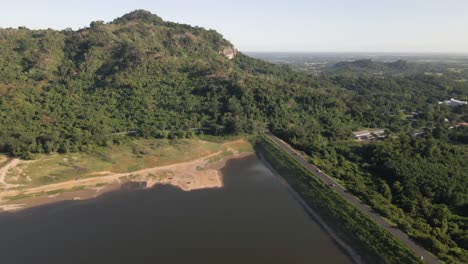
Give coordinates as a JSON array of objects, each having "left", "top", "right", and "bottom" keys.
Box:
[{"left": 242, "top": 51, "right": 468, "bottom": 56}]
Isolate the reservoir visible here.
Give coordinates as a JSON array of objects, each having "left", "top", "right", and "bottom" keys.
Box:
[{"left": 0, "top": 155, "right": 353, "bottom": 264}]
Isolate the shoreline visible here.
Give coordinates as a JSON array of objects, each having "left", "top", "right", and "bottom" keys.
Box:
[
  {"left": 257, "top": 152, "right": 364, "bottom": 264},
  {"left": 0, "top": 147, "right": 362, "bottom": 264},
  {"left": 0, "top": 151, "right": 254, "bottom": 212}
]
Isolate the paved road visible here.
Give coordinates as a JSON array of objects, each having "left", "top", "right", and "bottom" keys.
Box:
[{"left": 264, "top": 132, "right": 439, "bottom": 264}]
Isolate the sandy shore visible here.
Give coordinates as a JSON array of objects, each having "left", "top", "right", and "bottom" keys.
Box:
[{"left": 0, "top": 146, "right": 253, "bottom": 212}]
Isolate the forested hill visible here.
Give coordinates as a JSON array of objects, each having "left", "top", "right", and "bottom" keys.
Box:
[
  {"left": 329, "top": 59, "right": 410, "bottom": 74},
  {"left": 1, "top": 10, "right": 468, "bottom": 262},
  {"left": 0, "top": 10, "right": 319, "bottom": 157},
  {"left": 326, "top": 58, "right": 468, "bottom": 79},
  {"left": 1, "top": 10, "right": 466, "bottom": 158}
]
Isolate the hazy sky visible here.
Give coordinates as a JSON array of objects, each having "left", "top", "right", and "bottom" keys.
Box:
[{"left": 1, "top": 0, "right": 468, "bottom": 53}]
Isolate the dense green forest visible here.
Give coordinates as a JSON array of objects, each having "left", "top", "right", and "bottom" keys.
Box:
[{"left": 0, "top": 10, "right": 467, "bottom": 263}]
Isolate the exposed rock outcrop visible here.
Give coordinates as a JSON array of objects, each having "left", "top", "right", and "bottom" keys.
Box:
[{"left": 221, "top": 47, "right": 236, "bottom": 60}]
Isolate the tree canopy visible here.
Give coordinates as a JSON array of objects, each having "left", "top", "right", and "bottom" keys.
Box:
[{"left": 0, "top": 10, "right": 467, "bottom": 263}]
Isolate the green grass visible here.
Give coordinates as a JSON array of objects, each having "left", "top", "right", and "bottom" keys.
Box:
[
  {"left": 5, "top": 193, "right": 38, "bottom": 201},
  {"left": 45, "top": 189, "right": 66, "bottom": 195},
  {"left": 198, "top": 133, "right": 254, "bottom": 143},
  {"left": 207, "top": 149, "right": 233, "bottom": 164},
  {"left": 6, "top": 186, "right": 87, "bottom": 201},
  {"left": 227, "top": 140, "right": 255, "bottom": 153}
]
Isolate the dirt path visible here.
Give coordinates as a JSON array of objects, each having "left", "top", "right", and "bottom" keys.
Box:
[{"left": 0, "top": 159, "right": 24, "bottom": 188}]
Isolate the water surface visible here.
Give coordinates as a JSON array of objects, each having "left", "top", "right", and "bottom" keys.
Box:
[{"left": 0, "top": 155, "right": 352, "bottom": 264}]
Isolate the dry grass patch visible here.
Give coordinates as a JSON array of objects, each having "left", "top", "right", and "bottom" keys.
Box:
[
  {"left": 224, "top": 140, "right": 254, "bottom": 153},
  {"left": 4, "top": 138, "right": 225, "bottom": 188}
]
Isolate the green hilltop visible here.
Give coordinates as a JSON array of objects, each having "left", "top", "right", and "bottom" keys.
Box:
[
  {"left": 0, "top": 10, "right": 293, "bottom": 155},
  {"left": 0, "top": 10, "right": 467, "bottom": 263}
]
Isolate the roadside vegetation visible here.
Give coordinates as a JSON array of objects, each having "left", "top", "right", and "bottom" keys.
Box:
[
  {"left": 307, "top": 138, "right": 468, "bottom": 263},
  {"left": 255, "top": 135, "right": 421, "bottom": 264}
]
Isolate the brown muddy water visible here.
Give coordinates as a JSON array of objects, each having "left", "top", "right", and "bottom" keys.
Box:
[{"left": 0, "top": 155, "right": 353, "bottom": 264}]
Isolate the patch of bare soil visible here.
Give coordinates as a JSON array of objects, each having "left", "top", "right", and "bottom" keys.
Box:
[
  {"left": 0, "top": 159, "right": 31, "bottom": 188},
  {"left": 0, "top": 142, "right": 253, "bottom": 211}
]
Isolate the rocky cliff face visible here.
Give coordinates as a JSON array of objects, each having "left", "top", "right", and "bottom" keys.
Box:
[{"left": 221, "top": 47, "right": 236, "bottom": 59}]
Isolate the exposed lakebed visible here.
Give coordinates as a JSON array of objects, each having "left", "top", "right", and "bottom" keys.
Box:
[{"left": 0, "top": 155, "right": 352, "bottom": 264}]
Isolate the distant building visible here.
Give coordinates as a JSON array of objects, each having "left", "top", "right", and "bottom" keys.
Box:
[
  {"left": 353, "top": 129, "right": 386, "bottom": 141},
  {"left": 353, "top": 131, "right": 372, "bottom": 140},
  {"left": 438, "top": 98, "right": 468, "bottom": 107}
]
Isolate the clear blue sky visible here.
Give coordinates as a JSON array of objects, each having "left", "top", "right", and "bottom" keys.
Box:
[{"left": 2, "top": 0, "right": 468, "bottom": 53}]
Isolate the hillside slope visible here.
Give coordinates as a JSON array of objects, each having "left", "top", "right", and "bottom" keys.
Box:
[
  {"left": 0, "top": 10, "right": 305, "bottom": 156},
  {"left": 1, "top": 10, "right": 468, "bottom": 263}
]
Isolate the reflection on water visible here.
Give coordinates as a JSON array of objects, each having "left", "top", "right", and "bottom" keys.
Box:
[{"left": 0, "top": 155, "right": 352, "bottom": 264}]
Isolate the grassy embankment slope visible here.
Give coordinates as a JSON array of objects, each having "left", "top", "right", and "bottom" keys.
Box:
[{"left": 255, "top": 134, "right": 421, "bottom": 264}]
